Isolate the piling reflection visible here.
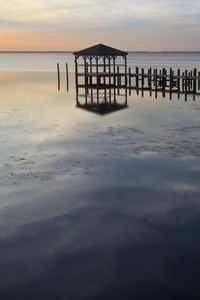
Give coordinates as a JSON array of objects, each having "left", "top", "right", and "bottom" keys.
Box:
[{"left": 129, "top": 87, "right": 198, "bottom": 101}]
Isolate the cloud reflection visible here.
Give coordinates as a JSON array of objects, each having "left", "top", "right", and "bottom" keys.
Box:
[{"left": 0, "top": 70, "right": 200, "bottom": 299}]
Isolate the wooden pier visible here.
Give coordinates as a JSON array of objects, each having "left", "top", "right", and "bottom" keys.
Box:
[
  {"left": 128, "top": 67, "right": 200, "bottom": 95},
  {"left": 73, "top": 44, "right": 200, "bottom": 104}
]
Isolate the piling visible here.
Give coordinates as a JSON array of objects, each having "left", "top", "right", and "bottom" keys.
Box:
[
  {"left": 148, "top": 68, "right": 152, "bottom": 89},
  {"left": 136, "top": 67, "right": 139, "bottom": 90},
  {"left": 57, "top": 63, "right": 60, "bottom": 91},
  {"left": 154, "top": 69, "right": 158, "bottom": 94},
  {"left": 198, "top": 72, "right": 200, "bottom": 90},
  {"left": 193, "top": 68, "right": 197, "bottom": 93},
  {"left": 129, "top": 67, "right": 131, "bottom": 96},
  {"left": 66, "top": 63, "right": 69, "bottom": 91},
  {"left": 141, "top": 68, "right": 144, "bottom": 91},
  {"left": 117, "top": 66, "right": 120, "bottom": 95}
]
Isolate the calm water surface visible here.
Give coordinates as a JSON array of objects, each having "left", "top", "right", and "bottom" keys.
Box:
[{"left": 0, "top": 53, "right": 200, "bottom": 299}]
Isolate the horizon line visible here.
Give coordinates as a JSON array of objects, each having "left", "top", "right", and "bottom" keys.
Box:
[{"left": 1, "top": 50, "right": 200, "bottom": 54}]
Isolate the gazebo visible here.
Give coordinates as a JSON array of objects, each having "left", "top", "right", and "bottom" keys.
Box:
[{"left": 73, "top": 43, "right": 128, "bottom": 103}]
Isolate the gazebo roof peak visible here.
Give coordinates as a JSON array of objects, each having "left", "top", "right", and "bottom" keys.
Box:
[{"left": 73, "top": 43, "right": 128, "bottom": 57}]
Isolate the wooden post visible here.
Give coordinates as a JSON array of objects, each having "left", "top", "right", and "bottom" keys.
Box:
[
  {"left": 136, "top": 67, "right": 139, "bottom": 90},
  {"left": 66, "top": 63, "right": 69, "bottom": 91},
  {"left": 113, "top": 57, "right": 116, "bottom": 87},
  {"left": 193, "top": 68, "right": 197, "bottom": 93},
  {"left": 57, "top": 63, "right": 60, "bottom": 91},
  {"left": 84, "top": 57, "right": 87, "bottom": 86},
  {"left": 189, "top": 70, "right": 191, "bottom": 92},
  {"left": 108, "top": 56, "right": 111, "bottom": 86},
  {"left": 117, "top": 66, "right": 120, "bottom": 95},
  {"left": 103, "top": 57, "right": 106, "bottom": 85},
  {"left": 169, "top": 68, "right": 172, "bottom": 91},
  {"left": 125, "top": 55, "right": 128, "bottom": 87},
  {"left": 86, "top": 63, "right": 89, "bottom": 94},
  {"left": 75, "top": 57, "right": 79, "bottom": 103},
  {"left": 90, "top": 57, "right": 93, "bottom": 86},
  {"left": 177, "top": 69, "right": 180, "bottom": 99},
  {"left": 148, "top": 68, "right": 152, "bottom": 89},
  {"left": 141, "top": 68, "right": 144, "bottom": 91},
  {"left": 129, "top": 67, "right": 131, "bottom": 95},
  {"left": 164, "top": 68, "right": 168, "bottom": 90},
  {"left": 169, "top": 68, "right": 172, "bottom": 100},
  {"left": 84, "top": 62, "right": 88, "bottom": 105},
  {"left": 96, "top": 57, "right": 99, "bottom": 104},
  {"left": 177, "top": 69, "right": 180, "bottom": 92},
  {"left": 191, "top": 71, "right": 193, "bottom": 90},
  {"left": 113, "top": 57, "right": 115, "bottom": 87},
  {"left": 161, "top": 68, "right": 164, "bottom": 90},
  {"left": 83, "top": 57, "right": 88, "bottom": 98},
  {"left": 109, "top": 64, "right": 112, "bottom": 104},
  {"left": 162, "top": 68, "right": 165, "bottom": 97},
  {"left": 109, "top": 57, "right": 112, "bottom": 105},
  {"left": 182, "top": 71, "right": 185, "bottom": 92},
  {"left": 185, "top": 69, "right": 188, "bottom": 94},
  {"left": 155, "top": 68, "right": 158, "bottom": 96},
  {"left": 198, "top": 72, "right": 200, "bottom": 91}
]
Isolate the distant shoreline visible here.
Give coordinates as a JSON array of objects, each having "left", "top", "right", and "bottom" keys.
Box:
[{"left": 1, "top": 51, "right": 200, "bottom": 54}]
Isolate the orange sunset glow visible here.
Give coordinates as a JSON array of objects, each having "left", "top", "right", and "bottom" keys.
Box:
[{"left": 0, "top": 0, "right": 200, "bottom": 51}]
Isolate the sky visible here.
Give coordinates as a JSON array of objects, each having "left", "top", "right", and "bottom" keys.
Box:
[{"left": 0, "top": 0, "right": 200, "bottom": 51}]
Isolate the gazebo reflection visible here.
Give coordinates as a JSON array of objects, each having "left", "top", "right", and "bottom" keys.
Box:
[{"left": 76, "top": 87, "right": 128, "bottom": 115}]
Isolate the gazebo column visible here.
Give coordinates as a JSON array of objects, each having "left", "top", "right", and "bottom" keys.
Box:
[
  {"left": 103, "top": 57, "right": 107, "bottom": 102},
  {"left": 108, "top": 56, "right": 111, "bottom": 86},
  {"left": 75, "top": 56, "right": 79, "bottom": 103},
  {"left": 103, "top": 57, "right": 106, "bottom": 86},
  {"left": 124, "top": 55, "right": 128, "bottom": 104},
  {"left": 108, "top": 56, "right": 112, "bottom": 104},
  {"left": 113, "top": 57, "right": 116, "bottom": 102},
  {"left": 124, "top": 55, "right": 127, "bottom": 87},
  {"left": 83, "top": 57, "right": 87, "bottom": 86},
  {"left": 89, "top": 56, "right": 93, "bottom": 86},
  {"left": 96, "top": 57, "right": 99, "bottom": 104},
  {"left": 84, "top": 57, "right": 88, "bottom": 104}
]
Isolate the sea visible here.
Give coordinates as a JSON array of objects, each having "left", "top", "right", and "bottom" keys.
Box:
[
  {"left": 1, "top": 52, "right": 200, "bottom": 71},
  {"left": 0, "top": 52, "right": 200, "bottom": 300}
]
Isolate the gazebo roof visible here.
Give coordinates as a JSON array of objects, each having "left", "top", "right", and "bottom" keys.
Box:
[{"left": 73, "top": 43, "right": 128, "bottom": 57}]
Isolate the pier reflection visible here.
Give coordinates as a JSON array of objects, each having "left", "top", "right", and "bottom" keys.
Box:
[{"left": 129, "top": 87, "right": 198, "bottom": 101}]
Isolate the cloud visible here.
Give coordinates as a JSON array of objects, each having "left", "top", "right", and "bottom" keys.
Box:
[
  {"left": 0, "top": 0, "right": 200, "bottom": 31},
  {"left": 0, "top": 0, "right": 200, "bottom": 50}
]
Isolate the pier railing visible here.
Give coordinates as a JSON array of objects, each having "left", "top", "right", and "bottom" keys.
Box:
[
  {"left": 128, "top": 67, "right": 200, "bottom": 95},
  {"left": 56, "top": 62, "right": 200, "bottom": 101}
]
